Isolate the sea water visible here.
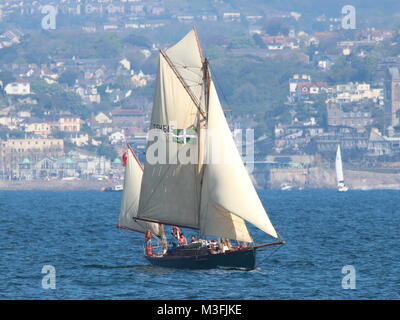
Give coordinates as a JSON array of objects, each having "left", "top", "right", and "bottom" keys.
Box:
[{"left": 0, "top": 189, "right": 399, "bottom": 299}]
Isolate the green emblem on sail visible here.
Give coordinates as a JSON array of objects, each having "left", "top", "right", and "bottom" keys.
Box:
[{"left": 172, "top": 128, "right": 197, "bottom": 144}]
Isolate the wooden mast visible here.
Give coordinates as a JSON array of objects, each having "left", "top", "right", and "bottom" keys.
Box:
[
  {"left": 196, "top": 56, "right": 211, "bottom": 237},
  {"left": 159, "top": 223, "right": 167, "bottom": 253}
]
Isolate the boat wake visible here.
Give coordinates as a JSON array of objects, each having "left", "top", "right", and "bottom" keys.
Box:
[
  {"left": 83, "top": 263, "right": 175, "bottom": 275},
  {"left": 83, "top": 264, "right": 141, "bottom": 270}
]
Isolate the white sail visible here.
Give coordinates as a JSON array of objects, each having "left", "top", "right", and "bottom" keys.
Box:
[
  {"left": 165, "top": 28, "right": 205, "bottom": 107},
  {"left": 200, "top": 178, "right": 253, "bottom": 243},
  {"left": 335, "top": 145, "right": 344, "bottom": 184},
  {"left": 118, "top": 147, "right": 160, "bottom": 235},
  {"left": 200, "top": 81, "right": 278, "bottom": 239},
  {"left": 137, "top": 49, "right": 202, "bottom": 229},
  {"left": 138, "top": 29, "right": 276, "bottom": 242}
]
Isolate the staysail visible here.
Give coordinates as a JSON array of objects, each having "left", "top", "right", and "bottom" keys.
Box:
[
  {"left": 335, "top": 144, "right": 344, "bottom": 184},
  {"left": 118, "top": 146, "right": 160, "bottom": 235},
  {"left": 200, "top": 81, "right": 278, "bottom": 240}
]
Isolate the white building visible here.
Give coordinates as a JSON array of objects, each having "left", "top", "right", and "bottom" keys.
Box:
[
  {"left": 94, "top": 112, "right": 112, "bottom": 125},
  {"left": 223, "top": 12, "right": 241, "bottom": 22},
  {"left": 4, "top": 80, "right": 31, "bottom": 95},
  {"left": 68, "top": 134, "right": 89, "bottom": 147},
  {"left": 109, "top": 130, "right": 125, "bottom": 145}
]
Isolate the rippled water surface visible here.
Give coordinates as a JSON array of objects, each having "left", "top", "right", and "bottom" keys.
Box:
[{"left": 0, "top": 190, "right": 399, "bottom": 299}]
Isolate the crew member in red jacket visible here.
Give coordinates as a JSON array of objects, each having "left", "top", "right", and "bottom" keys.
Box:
[{"left": 178, "top": 233, "right": 187, "bottom": 246}]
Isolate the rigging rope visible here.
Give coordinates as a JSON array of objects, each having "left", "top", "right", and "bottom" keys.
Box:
[
  {"left": 208, "top": 63, "right": 230, "bottom": 109},
  {"left": 258, "top": 242, "right": 284, "bottom": 265}
]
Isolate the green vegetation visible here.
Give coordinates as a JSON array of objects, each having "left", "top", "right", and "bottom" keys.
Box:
[
  {"left": 58, "top": 70, "right": 80, "bottom": 87},
  {"left": 262, "top": 18, "right": 291, "bottom": 36},
  {"left": 123, "top": 33, "right": 152, "bottom": 49},
  {"left": 96, "top": 144, "right": 118, "bottom": 160},
  {"left": 13, "top": 30, "right": 125, "bottom": 62},
  {"left": 326, "top": 55, "right": 377, "bottom": 84},
  {"left": 28, "top": 81, "right": 88, "bottom": 118},
  {"left": 211, "top": 55, "right": 317, "bottom": 115},
  {"left": 92, "top": 33, "right": 123, "bottom": 59},
  {"left": 228, "top": 36, "right": 257, "bottom": 49},
  {"left": 0, "top": 125, "right": 25, "bottom": 139},
  {"left": 0, "top": 70, "right": 16, "bottom": 87}
]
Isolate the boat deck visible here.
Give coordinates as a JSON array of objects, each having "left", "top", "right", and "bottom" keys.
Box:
[{"left": 145, "top": 242, "right": 256, "bottom": 270}]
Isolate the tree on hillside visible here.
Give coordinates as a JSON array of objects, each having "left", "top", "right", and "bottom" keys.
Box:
[
  {"left": 59, "top": 70, "right": 80, "bottom": 87},
  {"left": 252, "top": 34, "right": 266, "bottom": 49},
  {"left": 30, "top": 81, "right": 87, "bottom": 118},
  {"left": 124, "top": 33, "right": 152, "bottom": 49},
  {"left": 0, "top": 71, "right": 16, "bottom": 88},
  {"left": 92, "top": 33, "right": 123, "bottom": 59},
  {"left": 0, "top": 47, "right": 18, "bottom": 64},
  {"left": 228, "top": 36, "right": 257, "bottom": 49},
  {"left": 262, "top": 18, "right": 290, "bottom": 36},
  {"left": 327, "top": 55, "right": 377, "bottom": 83},
  {"left": 96, "top": 144, "right": 118, "bottom": 160}
]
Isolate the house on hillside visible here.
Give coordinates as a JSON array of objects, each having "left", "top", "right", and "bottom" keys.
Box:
[
  {"left": 4, "top": 79, "right": 31, "bottom": 95},
  {"left": 57, "top": 115, "right": 81, "bottom": 133}
]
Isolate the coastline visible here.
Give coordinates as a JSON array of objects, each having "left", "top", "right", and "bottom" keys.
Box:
[
  {"left": 0, "top": 180, "right": 119, "bottom": 191},
  {"left": 1, "top": 168, "right": 400, "bottom": 191},
  {"left": 265, "top": 167, "right": 400, "bottom": 190}
]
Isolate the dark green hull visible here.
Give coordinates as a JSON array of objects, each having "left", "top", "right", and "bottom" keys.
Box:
[{"left": 145, "top": 247, "right": 256, "bottom": 270}]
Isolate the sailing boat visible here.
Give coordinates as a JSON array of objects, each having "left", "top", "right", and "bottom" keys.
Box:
[
  {"left": 335, "top": 145, "right": 348, "bottom": 192},
  {"left": 118, "top": 28, "right": 284, "bottom": 270}
]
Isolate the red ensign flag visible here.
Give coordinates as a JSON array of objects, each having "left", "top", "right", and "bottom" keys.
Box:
[{"left": 122, "top": 151, "right": 127, "bottom": 166}]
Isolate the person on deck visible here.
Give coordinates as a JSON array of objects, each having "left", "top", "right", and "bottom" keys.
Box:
[
  {"left": 178, "top": 233, "right": 187, "bottom": 246},
  {"left": 222, "top": 238, "right": 231, "bottom": 252},
  {"left": 171, "top": 226, "right": 181, "bottom": 241},
  {"left": 190, "top": 235, "right": 197, "bottom": 243},
  {"left": 144, "top": 229, "right": 152, "bottom": 256},
  {"left": 145, "top": 229, "right": 151, "bottom": 245}
]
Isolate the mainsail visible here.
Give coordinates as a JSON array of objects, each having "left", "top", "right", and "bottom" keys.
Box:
[
  {"left": 118, "top": 146, "right": 160, "bottom": 235},
  {"left": 335, "top": 145, "right": 344, "bottom": 184},
  {"left": 137, "top": 28, "right": 279, "bottom": 242},
  {"left": 136, "top": 43, "right": 202, "bottom": 229}
]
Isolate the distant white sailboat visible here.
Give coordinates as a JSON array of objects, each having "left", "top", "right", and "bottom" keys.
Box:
[
  {"left": 335, "top": 145, "right": 348, "bottom": 192},
  {"left": 280, "top": 183, "right": 293, "bottom": 191}
]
